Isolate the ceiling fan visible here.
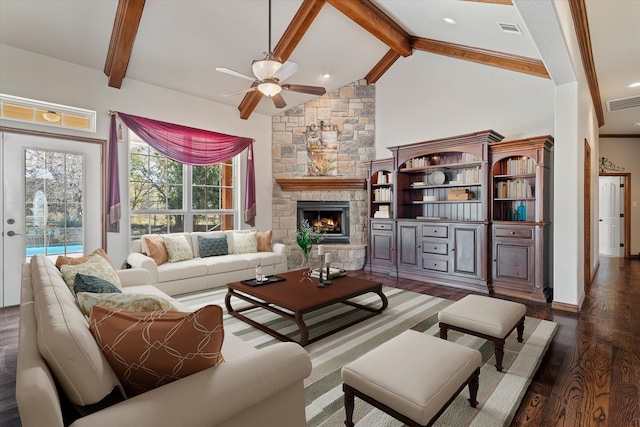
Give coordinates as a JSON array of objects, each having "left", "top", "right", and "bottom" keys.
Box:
[{"left": 215, "top": 0, "right": 326, "bottom": 108}]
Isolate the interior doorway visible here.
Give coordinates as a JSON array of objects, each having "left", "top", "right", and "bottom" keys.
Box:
[{"left": 598, "top": 173, "right": 630, "bottom": 258}]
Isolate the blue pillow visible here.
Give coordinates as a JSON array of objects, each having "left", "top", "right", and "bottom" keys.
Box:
[
  {"left": 73, "top": 273, "right": 122, "bottom": 294},
  {"left": 198, "top": 235, "right": 228, "bottom": 258}
]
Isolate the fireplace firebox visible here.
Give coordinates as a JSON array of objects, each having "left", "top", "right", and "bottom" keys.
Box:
[{"left": 297, "top": 201, "right": 350, "bottom": 244}]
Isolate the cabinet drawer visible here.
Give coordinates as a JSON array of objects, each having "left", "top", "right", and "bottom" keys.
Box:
[
  {"left": 422, "top": 242, "right": 448, "bottom": 255},
  {"left": 422, "top": 225, "right": 448, "bottom": 238},
  {"left": 422, "top": 257, "right": 449, "bottom": 272},
  {"left": 494, "top": 227, "right": 533, "bottom": 239},
  {"left": 372, "top": 222, "right": 393, "bottom": 231}
]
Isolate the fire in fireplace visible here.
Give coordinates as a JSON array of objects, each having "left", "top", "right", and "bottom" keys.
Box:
[{"left": 297, "top": 201, "right": 350, "bottom": 244}]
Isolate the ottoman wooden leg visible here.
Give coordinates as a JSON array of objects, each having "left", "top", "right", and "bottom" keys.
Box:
[
  {"left": 343, "top": 384, "right": 355, "bottom": 427},
  {"left": 494, "top": 338, "right": 506, "bottom": 372},
  {"left": 468, "top": 367, "right": 480, "bottom": 408},
  {"left": 439, "top": 324, "right": 448, "bottom": 340},
  {"left": 516, "top": 316, "right": 525, "bottom": 343}
]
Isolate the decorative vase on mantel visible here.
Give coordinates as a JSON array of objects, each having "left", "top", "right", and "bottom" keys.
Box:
[{"left": 300, "top": 247, "right": 312, "bottom": 271}]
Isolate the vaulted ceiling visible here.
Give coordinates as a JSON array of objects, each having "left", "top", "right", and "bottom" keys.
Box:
[{"left": 0, "top": 0, "right": 638, "bottom": 134}]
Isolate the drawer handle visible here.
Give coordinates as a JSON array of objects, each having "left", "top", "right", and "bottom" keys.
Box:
[
  {"left": 510, "top": 231, "right": 516, "bottom": 235},
  {"left": 434, "top": 246, "right": 438, "bottom": 250}
]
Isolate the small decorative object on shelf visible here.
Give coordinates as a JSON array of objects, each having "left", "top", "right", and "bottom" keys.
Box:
[{"left": 517, "top": 202, "right": 527, "bottom": 222}]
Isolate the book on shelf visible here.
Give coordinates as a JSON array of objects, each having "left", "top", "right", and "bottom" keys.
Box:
[
  {"left": 378, "top": 205, "right": 390, "bottom": 212},
  {"left": 311, "top": 268, "right": 347, "bottom": 279},
  {"left": 374, "top": 211, "right": 390, "bottom": 218}
]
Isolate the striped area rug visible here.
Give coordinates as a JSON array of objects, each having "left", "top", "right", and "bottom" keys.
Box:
[{"left": 177, "top": 286, "right": 557, "bottom": 427}]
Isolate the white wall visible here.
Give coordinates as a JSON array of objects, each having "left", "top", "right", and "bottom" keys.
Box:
[
  {"left": 375, "top": 51, "right": 556, "bottom": 157},
  {"left": 0, "top": 45, "right": 273, "bottom": 268}
]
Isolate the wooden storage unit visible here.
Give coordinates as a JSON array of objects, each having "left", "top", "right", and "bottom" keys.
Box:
[
  {"left": 489, "top": 136, "right": 553, "bottom": 302},
  {"left": 367, "top": 158, "right": 395, "bottom": 273}
]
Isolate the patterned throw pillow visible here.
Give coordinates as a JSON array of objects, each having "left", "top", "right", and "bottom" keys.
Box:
[
  {"left": 60, "top": 255, "right": 122, "bottom": 295},
  {"left": 257, "top": 230, "right": 272, "bottom": 252},
  {"left": 74, "top": 273, "right": 122, "bottom": 295},
  {"left": 55, "top": 248, "right": 116, "bottom": 270},
  {"left": 76, "top": 292, "right": 178, "bottom": 317},
  {"left": 198, "top": 235, "right": 228, "bottom": 258},
  {"left": 233, "top": 231, "right": 258, "bottom": 254},
  {"left": 142, "top": 235, "right": 169, "bottom": 265},
  {"left": 89, "top": 304, "right": 225, "bottom": 397},
  {"left": 162, "top": 235, "right": 193, "bottom": 262}
]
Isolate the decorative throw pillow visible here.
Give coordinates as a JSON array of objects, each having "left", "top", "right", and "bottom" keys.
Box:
[
  {"left": 143, "top": 235, "right": 169, "bottom": 265},
  {"left": 162, "top": 235, "right": 193, "bottom": 262},
  {"left": 233, "top": 231, "right": 258, "bottom": 254},
  {"left": 257, "top": 230, "right": 272, "bottom": 252},
  {"left": 89, "top": 304, "right": 225, "bottom": 397},
  {"left": 77, "top": 292, "right": 178, "bottom": 317},
  {"left": 55, "top": 248, "right": 116, "bottom": 270},
  {"left": 74, "top": 273, "right": 122, "bottom": 295},
  {"left": 198, "top": 235, "right": 228, "bottom": 258},
  {"left": 60, "top": 255, "right": 122, "bottom": 295}
]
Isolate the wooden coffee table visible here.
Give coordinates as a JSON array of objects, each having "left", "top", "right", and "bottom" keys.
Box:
[{"left": 225, "top": 270, "right": 388, "bottom": 346}]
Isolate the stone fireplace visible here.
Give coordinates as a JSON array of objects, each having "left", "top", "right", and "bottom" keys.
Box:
[
  {"left": 270, "top": 79, "right": 375, "bottom": 270},
  {"left": 297, "top": 201, "right": 350, "bottom": 244}
]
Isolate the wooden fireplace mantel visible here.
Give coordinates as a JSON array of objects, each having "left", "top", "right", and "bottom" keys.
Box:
[{"left": 275, "top": 177, "right": 367, "bottom": 191}]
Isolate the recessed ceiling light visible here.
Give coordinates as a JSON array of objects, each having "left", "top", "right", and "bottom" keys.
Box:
[
  {"left": 443, "top": 17, "right": 456, "bottom": 25},
  {"left": 322, "top": 70, "right": 332, "bottom": 79},
  {"left": 633, "top": 122, "right": 640, "bottom": 128},
  {"left": 629, "top": 82, "right": 640, "bottom": 88}
]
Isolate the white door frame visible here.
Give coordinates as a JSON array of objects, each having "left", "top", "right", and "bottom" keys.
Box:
[
  {"left": 599, "top": 172, "right": 631, "bottom": 258},
  {"left": 1, "top": 126, "right": 107, "bottom": 306}
]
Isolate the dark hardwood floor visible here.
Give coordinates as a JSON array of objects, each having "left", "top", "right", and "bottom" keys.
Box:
[{"left": 1, "top": 257, "right": 638, "bottom": 426}]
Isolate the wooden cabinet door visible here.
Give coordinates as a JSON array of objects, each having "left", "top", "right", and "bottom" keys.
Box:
[
  {"left": 451, "top": 223, "right": 486, "bottom": 279},
  {"left": 370, "top": 221, "right": 394, "bottom": 272},
  {"left": 493, "top": 240, "right": 535, "bottom": 288},
  {"left": 397, "top": 222, "right": 419, "bottom": 269}
]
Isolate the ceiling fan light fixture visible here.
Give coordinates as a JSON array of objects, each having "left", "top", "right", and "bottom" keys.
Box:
[
  {"left": 42, "top": 111, "right": 61, "bottom": 123},
  {"left": 258, "top": 80, "right": 282, "bottom": 97},
  {"left": 252, "top": 54, "right": 283, "bottom": 80}
]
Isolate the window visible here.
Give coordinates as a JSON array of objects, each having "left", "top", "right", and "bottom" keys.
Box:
[
  {"left": 129, "top": 134, "right": 237, "bottom": 239},
  {"left": 1, "top": 93, "right": 96, "bottom": 132}
]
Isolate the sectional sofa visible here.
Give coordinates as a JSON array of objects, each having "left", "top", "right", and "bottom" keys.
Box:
[
  {"left": 126, "top": 230, "right": 288, "bottom": 296},
  {"left": 16, "top": 254, "right": 311, "bottom": 427}
]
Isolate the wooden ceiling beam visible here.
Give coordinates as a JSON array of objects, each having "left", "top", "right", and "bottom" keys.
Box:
[
  {"left": 327, "top": 0, "right": 413, "bottom": 57},
  {"left": 412, "top": 37, "right": 550, "bottom": 79},
  {"left": 104, "top": 0, "right": 146, "bottom": 89},
  {"left": 364, "top": 49, "right": 402, "bottom": 84},
  {"left": 568, "top": 0, "right": 604, "bottom": 127},
  {"left": 239, "top": 0, "right": 326, "bottom": 120}
]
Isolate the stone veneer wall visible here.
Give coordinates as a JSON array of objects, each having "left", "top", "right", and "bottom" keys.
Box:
[{"left": 271, "top": 79, "right": 375, "bottom": 269}]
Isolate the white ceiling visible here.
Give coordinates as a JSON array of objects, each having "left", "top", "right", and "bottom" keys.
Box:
[{"left": 0, "top": 0, "right": 637, "bottom": 134}]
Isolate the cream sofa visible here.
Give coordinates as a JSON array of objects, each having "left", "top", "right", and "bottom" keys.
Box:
[
  {"left": 127, "top": 231, "right": 288, "bottom": 296},
  {"left": 16, "top": 254, "right": 312, "bottom": 427}
]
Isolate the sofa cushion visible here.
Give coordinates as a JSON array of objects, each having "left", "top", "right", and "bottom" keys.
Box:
[
  {"left": 76, "top": 292, "right": 179, "bottom": 317},
  {"left": 198, "top": 235, "right": 228, "bottom": 257},
  {"left": 190, "top": 231, "right": 225, "bottom": 257},
  {"left": 74, "top": 273, "right": 122, "bottom": 294},
  {"left": 201, "top": 255, "right": 250, "bottom": 275},
  {"left": 163, "top": 235, "right": 194, "bottom": 262},
  {"left": 143, "top": 235, "right": 169, "bottom": 266},
  {"left": 55, "top": 248, "right": 116, "bottom": 270},
  {"left": 233, "top": 231, "right": 258, "bottom": 254},
  {"left": 30, "top": 255, "right": 123, "bottom": 406},
  {"left": 156, "top": 258, "right": 208, "bottom": 283},
  {"left": 257, "top": 230, "right": 272, "bottom": 252},
  {"left": 89, "top": 304, "right": 225, "bottom": 397},
  {"left": 60, "top": 255, "right": 122, "bottom": 295}
]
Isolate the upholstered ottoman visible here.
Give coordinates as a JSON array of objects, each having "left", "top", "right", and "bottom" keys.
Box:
[
  {"left": 438, "top": 294, "right": 526, "bottom": 372},
  {"left": 341, "top": 330, "right": 482, "bottom": 427}
]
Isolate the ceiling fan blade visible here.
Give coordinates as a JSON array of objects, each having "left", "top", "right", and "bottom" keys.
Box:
[
  {"left": 271, "top": 92, "right": 287, "bottom": 108},
  {"left": 272, "top": 61, "right": 299, "bottom": 82},
  {"left": 222, "top": 87, "right": 258, "bottom": 97},
  {"left": 281, "top": 84, "right": 326, "bottom": 96},
  {"left": 215, "top": 67, "right": 256, "bottom": 82}
]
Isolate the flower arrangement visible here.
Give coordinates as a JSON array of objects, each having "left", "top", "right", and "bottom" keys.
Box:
[{"left": 293, "top": 218, "right": 326, "bottom": 262}]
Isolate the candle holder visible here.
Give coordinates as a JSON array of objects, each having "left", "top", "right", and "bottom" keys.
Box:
[
  {"left": 324, "top": 262, "right": 332, "bottom": 286},
  {"left": 317, "top": 256, "right": 325, "bottom": 288}
]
